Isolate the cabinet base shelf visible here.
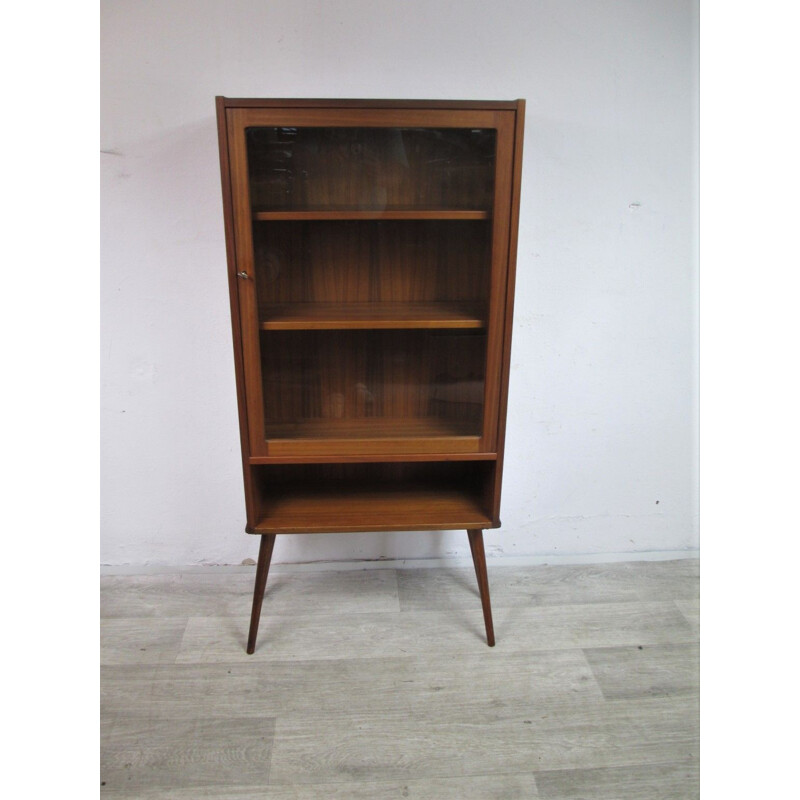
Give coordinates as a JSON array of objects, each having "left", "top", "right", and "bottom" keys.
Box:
[{"left": 251, "top": 487, "right": 493, "bottom": 533}]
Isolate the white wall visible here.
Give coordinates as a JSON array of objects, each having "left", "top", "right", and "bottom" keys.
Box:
[{"left": 101, "top": 0, "right": 698, "bottom": 566}]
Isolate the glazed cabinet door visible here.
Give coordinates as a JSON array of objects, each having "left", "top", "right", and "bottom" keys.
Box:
[{"left": 223, "top": 107, "right": 515, "bottom": 458}]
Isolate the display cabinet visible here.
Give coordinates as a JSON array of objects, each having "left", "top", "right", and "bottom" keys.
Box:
[{"left": 216, "top": 98, "right": 525, "bottom": 651}]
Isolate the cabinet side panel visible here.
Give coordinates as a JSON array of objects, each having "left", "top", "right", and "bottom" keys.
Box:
[
  {"left": 480, "top": 111, "right": 516, "bottom": 452},
  {"left": 216, "top": 97, "right": 257, "bottom": 526},
  {"left": 491, "top": 100, "right": 526, "bottom": 522}
]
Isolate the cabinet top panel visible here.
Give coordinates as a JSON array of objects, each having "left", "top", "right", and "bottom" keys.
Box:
[{"left": 217, "top": 97, "right": 524, "bottom": 111}]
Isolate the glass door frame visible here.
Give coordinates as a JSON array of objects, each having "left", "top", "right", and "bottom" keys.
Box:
[{"left": 224, "top": 106, "right": 516, "bottom": 459}]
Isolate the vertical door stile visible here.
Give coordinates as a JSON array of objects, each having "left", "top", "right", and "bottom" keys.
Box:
[{"left": 227, "top": 109, "right": 268, "bottom": 456}]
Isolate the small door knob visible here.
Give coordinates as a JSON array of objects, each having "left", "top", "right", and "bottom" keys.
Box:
[{"left": 237, "top": 271, "right": 250, "bottom": 279}]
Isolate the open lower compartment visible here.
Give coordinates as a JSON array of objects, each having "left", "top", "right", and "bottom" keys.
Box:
[{"left": 248, "top": 460, "right": 497, "bottom": 533}]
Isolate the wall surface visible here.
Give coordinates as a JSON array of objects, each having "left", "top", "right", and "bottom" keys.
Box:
[{"left": 101, "top": 0, "right": 698, "bottom": 566}]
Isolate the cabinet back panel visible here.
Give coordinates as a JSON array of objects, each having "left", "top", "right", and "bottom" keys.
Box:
[
  {"left": 252, "top": 220, "right": 491, "bottom": 306},
  {"left": 260, "top": 330, "right": 485, "bottom": 433}
]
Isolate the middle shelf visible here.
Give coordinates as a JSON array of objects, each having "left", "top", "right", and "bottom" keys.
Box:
[
  {"left": 258, "top": 301, "right": 485, "bottom": 330},
  {"left": 252, "top": 208, "right": 490, "bottom": 221}
]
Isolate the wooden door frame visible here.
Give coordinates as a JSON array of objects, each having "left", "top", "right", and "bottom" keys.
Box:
[{"left": 218, "top": 100, "right": 520, "bottom": 462}]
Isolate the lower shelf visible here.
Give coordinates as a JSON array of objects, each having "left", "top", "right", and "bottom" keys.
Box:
[
  {"left": 249, "top": 461, "right": 495, "bottom": 533},
  {"left": 252, "top": 487, "right": 491, "bottom": 533},
  {"left": 263, "top": 418, "right": 481, "bottom": 456}
]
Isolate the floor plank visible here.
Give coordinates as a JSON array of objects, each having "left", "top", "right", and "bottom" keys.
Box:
[
  {"left": 101, "top": 716, "right": 275, "bottom": 792},
  {"left": 101, "top": 618, "right": 188, "bottom": 665},
  {"left": 535, "top": 759, "right": 699, "bottom": 799},
  {"left": 397, "top": 564, "right": 638, "bottom": 611},
  {"left": 630, "top": 559, "right": 699, "bottom": 601},
  {"left": 267, "top": 695, "right": 698, "bottom": 784},
  {"left": 102, "top": 649, "right": 603, "bottom": 721},
  {"left": 101, "top": 773, "right": 539, "bottom": 799},
  {"left": 175, "top": 600, "right": 694, "bottom": 663},
  {"left": 396, "top": 559, "right": 699, "bottom": 612},
  {"left": 101, "top": 569, "right": 400, "bottom": 618},
  {"left": 583, "top": 642, "right": 700, "bottom": 700},
  {"left": 675, "top": 597, "right": 700, "bottom": 637}
]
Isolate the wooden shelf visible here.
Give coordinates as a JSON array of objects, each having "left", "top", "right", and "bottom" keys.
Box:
[
  {"left": 264, "top": 417, "right": 479, "bottom": 440},
  {"left": 252, "top": 485, "right": 492, "bottom": 533},
  {"left": 259, "top": 302, "right": 486, "bottom": 330},
  {"left": 252, "top": 208, "right": 489, "bottom": 221},
  {"left": 249, "top": 452, "right": 497, "bottom": 464},
  {"left": 263, "top": 417, "right": 481, "bottom": 456}
]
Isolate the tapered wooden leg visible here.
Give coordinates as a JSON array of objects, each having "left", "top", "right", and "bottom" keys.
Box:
[
  {"left": 467, "top": 529, "right": 495, "bottom": 647},
  {"left": 246, "top": 534, "right": 276, "bottom": 654}
]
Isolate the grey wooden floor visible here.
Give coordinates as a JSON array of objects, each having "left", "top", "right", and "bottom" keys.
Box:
[{"left": 101, "top": 559, "right": 699, "bottom": 799}]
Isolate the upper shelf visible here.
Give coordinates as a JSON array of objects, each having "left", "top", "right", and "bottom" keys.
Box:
[{"left": 252, "top": 208, "right": 490, "bottom": 221}]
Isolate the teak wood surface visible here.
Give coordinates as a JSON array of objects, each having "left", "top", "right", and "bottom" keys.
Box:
[{"left": 216, "top": 98, "right": 524, "bottom": 651}]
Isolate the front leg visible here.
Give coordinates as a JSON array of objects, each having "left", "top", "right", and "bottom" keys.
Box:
[
  {"left": 247, "top": 534, "right": 276, "bottom": 654},
  {"left": 467, "top": 529, "right": 495, "bottom": 647}
]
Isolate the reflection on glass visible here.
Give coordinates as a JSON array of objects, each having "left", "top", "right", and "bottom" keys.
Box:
[
  {"left": 246, "top": 127, "right": 496, "bottom": 211},
  {"left": 246, "top": 126, "right": 496, "bottom": 447},
  {"left": 260, "top": 330, "right": 486, "bottom": 440}
]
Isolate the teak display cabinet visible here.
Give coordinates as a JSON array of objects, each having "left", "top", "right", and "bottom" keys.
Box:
[{"left": 216, "top": 98, "right": 525, "bottom": 652}]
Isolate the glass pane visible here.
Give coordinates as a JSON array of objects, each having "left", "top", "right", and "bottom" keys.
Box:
[
  {"left": 246, "top": 127, "right": 496, "bottom": 211},
  {"left": 260, "top": 330, "right": 485, "bottom": 440},
  {"left": 245, "top": 125, "right": 496, "bottom": 448}
]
